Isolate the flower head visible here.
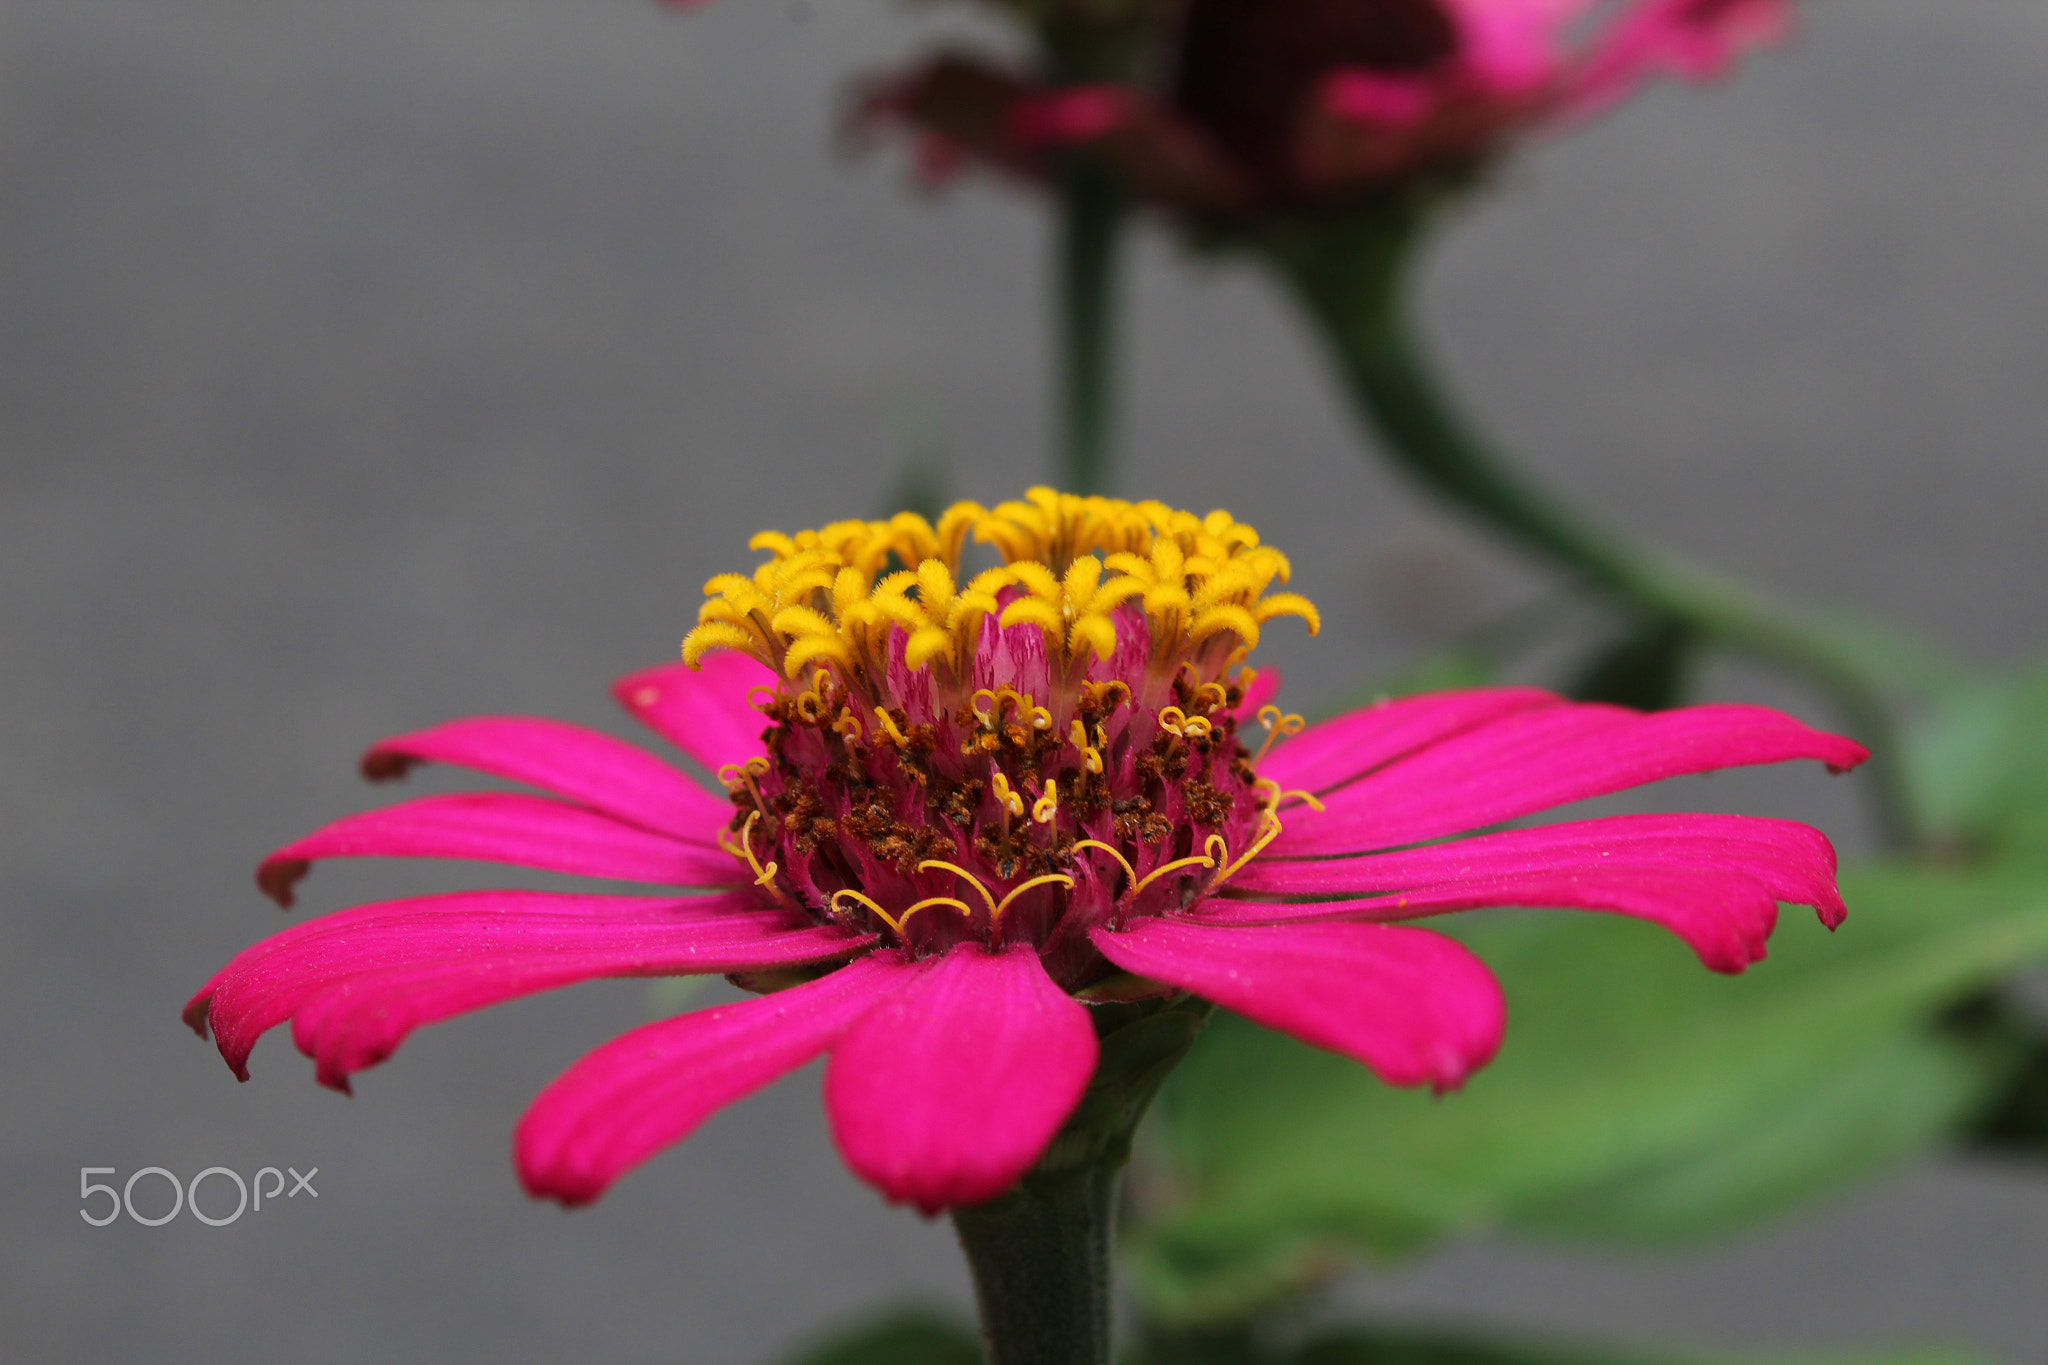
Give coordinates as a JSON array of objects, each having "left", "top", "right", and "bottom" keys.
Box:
[
  {"left": 188, "top": 489, "right": 1863, "bottom": 1214},
  {"left": 859, "top": 0, "right": 1793, "bottom": 210}
]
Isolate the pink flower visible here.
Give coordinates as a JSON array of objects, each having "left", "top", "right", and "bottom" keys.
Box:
[
  {"left": 861, "top": 0, "right": 1794, "bottom": 209},
  {"left": 187, "top": 491, "right": 1863, "bottom": 1215}
]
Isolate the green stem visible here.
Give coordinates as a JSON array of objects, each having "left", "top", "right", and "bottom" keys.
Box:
[
  {"left": 1271, "top": 215, "right": 1922, "bottom": 848},
  {"left": 952, "top": 1161, "right": 1120, "bottom": 1365},
  {"left": 951, "top": 994, "right": 1213, "bottom": 1365},
  {"left": 1057, "top": 158, "right": 1125, "bottom": 496}
]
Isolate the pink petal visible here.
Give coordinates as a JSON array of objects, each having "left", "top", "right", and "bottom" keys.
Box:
[
  {"left": 1258, "top": 687, "right": 1564, "bottom": 796},
  {"left": 612, "top": 655, "right": 776, "bottom": 777},
  {"left": 1274, "top": 703, "right": 1868, "bottom": 857},
  {"left": 1199, "top": 865, "right": 1781, "bottom": 973},
  {"left": 1092, "top": 918, "right": 1503, "bottom": 1090},
  {"left": 256, "top": 792, "right": 746, "bottom": 907},
  {"left": 1240, "top": 811, "right": 1843, "bottom": 925},
  {"left": 1568, "top": 0, "right": 1794, "bottom": 116},
  {"left": 517, "top": 955, "right": 913, "bottom": 1207},
  {"left": 361, "top": 716, "right": 731, "bottom": 842},
  {"left": 183, "top": 890, "right": 869, "bottom": 1087},
  {"left": 824, "top": 944, "right": 1099, "bottom": 1214}
]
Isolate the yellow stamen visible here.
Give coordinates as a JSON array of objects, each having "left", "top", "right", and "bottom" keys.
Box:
[
  {"left": 1031, "top": 780, "right": 1059, "bottom": 825},
  {"left": 1131, "top": 850, "right": 1218, "bottom": 899},
  {"left": 717, "top": 811, "right": 787, "bottom": 902},
  {"left": 872, "top": 707, "right": 910, "bottom": 748},
  {"left": 1068, "top": 719, "right": 1104, "bottom": 775},
  {"left": 990, "top": 873, "right": 1076, "bottom": 925},
  {"left": 1205, "top": 810, "right": 1287, "bottom": 893},
  {"left": 990, "top": 772, "right": 1026, "bottom": 820},
  {"left": 917, "top": 859, "right": 999, "bottom": 918},
  {"left": 1253, "top": 705, "right": 1306, "bottom": 762},
  {"left": 1251, "top": 777, "right": 1325, "bottom": 812},
  {"left": 829, "top": 889, "right": 972, "bottom": 935},
  {"left": 1071, "top": 839, "right": 1138, "bottom": 892}
]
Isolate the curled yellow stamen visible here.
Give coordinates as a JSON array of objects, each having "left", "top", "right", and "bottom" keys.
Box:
[
  {"left": 1084, "top": 680, "right": 1131, "bottom": 714},
  {"left": 831, "top": 707, "right": 865, "bottom": 744},
  {"left": 1131, "top": 850, "right": 1218, "bottom": 900},
  {"left": 991, "top": 873, "right": 1076, "bottom": 925},
  {"left": 717, "top": 811, "right": 787, "bottom": 901},
  {"left": 1253, "top": 705, "right": 1306, "bottom": 762},
  {"left": 990, "top": 771, "right": 1026, "bottom": 820},
  {"left": 830, "top": 889, "right": 972, "bottom": 935},
  {"left": 1251, "top": 777, "right": 1325, "bottom": 812},
  {"left": 1193, "top": 681, "right": 1229, "bottom": 711},
  {"left": 1068, "top": 718, "right": 1105, "bottom": 775},
  {"left": 1032, "top": 780, "right": 1059, "bottom": 825},
  {"left": 1071, "top": 839, "right": 1137, "bottom": 893},
  {"left": 746, "top": 684, "right": 779, "bottom": 712},
  {"left": 917, "top": 859, "right": 999, "bottom": 918},
  {"left": 1206, "top": 810, "right": 1287, "bottom": 893}
]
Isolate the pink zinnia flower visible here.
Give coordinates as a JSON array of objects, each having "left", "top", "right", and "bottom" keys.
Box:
[
  {"left": 860, "top": 0, "right": 1794, "bottom": 209},
  {"left": 187, "top": 491, "right": 1863, "bottom": 1215}
]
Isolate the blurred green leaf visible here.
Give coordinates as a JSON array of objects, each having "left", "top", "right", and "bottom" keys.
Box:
[
  {"left": 1128, "top": 864, "right": 2048, "bottom": 1321},
  {"left": 1906, "top": 657, "right": 2048, "bottom": 860},
  {"left": 1128, "top": 1321, "right": 1988, "bottom": 1365},
  {"left": 1281, "top": 1327, "right": 1989, "bottom": 1365},
  {"left": 1509, "top": 1027, "right": 2001, "bottom": 1243},
  {"left": 777, "top": 1307, "right": 981, "bottom": 1365}
]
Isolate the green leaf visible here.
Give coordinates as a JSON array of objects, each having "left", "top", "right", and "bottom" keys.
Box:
[
  {"left": 777, "top": 1307, "right": 981, "bottom": 1365},
  {"left": 1127, "top": 1321, "right": 1989, "bottom": 1365},
  {"left": 1509, "top": 1027, "right": 2002, "bottom": 1243},
  {"left": 1906, "top": 657, "right": 2048, "bottom": 859},
  {"left": 1283, "top": 1326, "right": 1989, "bottom": 1365},
  {"left": 1128, "top": 863, "right": 2048, "bottom": 1321}
]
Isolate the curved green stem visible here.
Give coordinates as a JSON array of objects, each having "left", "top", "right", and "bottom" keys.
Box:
[
  {"left": 1268, "top": 213, "right": 1922, "bottom": 848},
  {"left": 1057, "top": 157, "right": 1125, "bottom": 496}
]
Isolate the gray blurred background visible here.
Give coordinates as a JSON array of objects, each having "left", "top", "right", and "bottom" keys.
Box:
[{"left": 5, "top": 0, "right": 2048, "bottom": 1360}]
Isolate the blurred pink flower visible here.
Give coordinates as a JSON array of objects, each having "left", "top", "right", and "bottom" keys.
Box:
[
  {"left": 187, "top": 491, "right": 1859, "bottom": 1215},
  {"left": 860, "top": 0, "right": 1793, "bottom": 209}
]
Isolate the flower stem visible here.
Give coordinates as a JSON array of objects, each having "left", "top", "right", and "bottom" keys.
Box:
[
  {"left": 952, "top": 1160, "right": 1120, "bottom": 1365},
  {"left": 952, "top": 994, "right": 1213, "bottom": 1365},
  {"left": 1268, "top": 211, "right": 1929, "bottom": 847},
  {"left": 1057, "top": 156, "right": 1125, "bottom": 496}
]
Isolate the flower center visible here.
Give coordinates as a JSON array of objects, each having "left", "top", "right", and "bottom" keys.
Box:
[{"left": 685, "top": 488, "right": 1320, "bottom": 990}]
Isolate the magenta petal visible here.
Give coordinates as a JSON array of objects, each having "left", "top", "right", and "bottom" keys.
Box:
[
  {"left": 1232, "top": 812, "right": 1843, "bottom": 967},
  {"left": 361, "top": 715, "right": 731, "bottom": 842},
  {"left": 516, "top": 955, "right": 912, "bottom": 1206},
  {"left": 613, "top": 656, "right": 776, "bottom": 776},
  {"left": 183, "top": 890, "right": 870, "bottom": 1087},
  {"left": 824, "top": 945, "right": 1099, "bottom": 1214},
  {"left": 256, "top": 792, "right": 746, "bottom": 907},
  {"left": 1198, "top": 865, "right": 1781, "bottom": 972},
  {"left": 1275, "top": 703, "right": 1869, "bottom": 856},
  {"left": 1258, "top": 687, "right": 1564, "bottom": 797},
  {"left": 1091, "top": 918, "right": 1503, "bottom": 1090}
]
